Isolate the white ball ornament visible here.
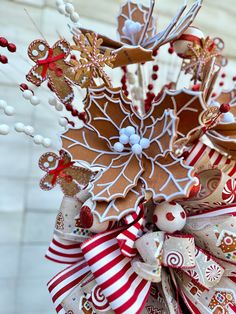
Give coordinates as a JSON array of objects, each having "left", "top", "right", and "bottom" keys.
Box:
[
  {"left": 70, "top": 12, "right": 80, "bottom": 23},
  {"left": 114, "top": 142, "right": 124, "bottom": 152},
  {"left": 14, "top": 122, "right": 25, "bottom": 132},
  {"left": 24, "top": 125, "right": 34, "bottom": 135},
  {"left": 222, "top": 112, "right": 235, "bottom": 123},
  {"left": 59, "top": 117, "right": 68, "bottom": 127},
  {"left": 119, "top": 134, "right": 129, "bottom": 144},
  {"left": 23, "top": 90, "right": 33, "bottom": 100},
  {"left": 132, "top": 143, "right": 142, "bottom": 155},
  {"left": 42, "top": 138, "right": 52, "bottom": 148},
  {"left": 58, "top": 4, "right": 66, "bottom": 14},
  {"left": 55, "top": 103, "right": 63, "bottom": 111},
  {"left": 48, "top": 97, "right": 57, "bottom": 106},
  {"left": 125, "top": 126, "right": 135, "bottom": 136},
  {"left": 33, "top": 134, "right": 43, "bottom": 144},
  {"left": 153, "top": 202, "right": 187, "bottom": 233},
  {"left": 4, "top": 106, "right": 15, "bottom": 116},
  {"left": 209, "top": 100, "right": 220, "bottom": 108},
  {"left": 140, "top": 138, "right": 150, "bottom": 149},
  {"left": 173, "top": 26, "right": 204, "bottom": 59},
  {"left": 0, "top": 99, "right": 7, "bottom": 109},
  {"left": 65, "top": 3, "right": 74, "bottom": 14},
  {"left": 30, "top": 96, "right": 40, "bottom": 106},
  {"left": 119, "top": 128, "right": 126, "bottom": 135},
  {"left": 0, "top": 124, "right": 10, "bottom": 135},
  {"left": 129, "top": 134, "right": 140, "bottom": 145}
]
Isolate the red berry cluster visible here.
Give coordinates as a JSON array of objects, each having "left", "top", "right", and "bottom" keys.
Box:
[
  {"left": 121, "top": 66, "right": 129, "bottom": 96},
  {"left": 144, "top": 64, "right": 159, "bottom": 112},
  {"left": 0, "top": 37, "right": 16, "bottom": 64}
]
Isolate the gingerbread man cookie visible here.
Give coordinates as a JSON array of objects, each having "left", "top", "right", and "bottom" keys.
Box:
[{"left": 26, "top": 39, "right": 76, "bottom": 105}]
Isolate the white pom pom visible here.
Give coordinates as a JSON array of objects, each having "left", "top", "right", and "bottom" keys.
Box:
[
  {"left": 125, "top": 126, "right": 135, "bottom": 136},
  {"left": 0, "top": 99, "right": 7, "bottom": 109},
  {"left": 140, "top": 138, "right": 150, "bottom": 149},
  {"left": 132, "top": 143, "right": 142, "bottom": 155},
  {"left": 59, "top": 117, "right": 68, "bottom": 127},
  {"left": 65, "top": 3, "right": 74, "bottom": 14},
  {"left": 24, "top": 125, "right": 34, "bottom": 135},
  {"left": 70, "top": 12, "right": 79, "bottom": 23},
  {"left": 222, "top": 112, "right": 235, "bottom": 123},
  {"left": 114, "top": 142, "right": 124, "bottom": 152},
  {"left": 209, "top": 100, "right": 220, "bottom": 108},
  {"left": 58, "top": 4, "right": 66, "bottom": 14},
  {"left": 119, "top": 134, "right": 129, "bottom": 144},
  {"left": 42, "top": 138, "right": 52, "bottom": 148},
  {"left": 23, "top": 90, "right": 33, "bottom": 100},
  {"left": 0, "top": 124, "right": 10, "bottom": 135},
  {"left": 33, "top": 134, "right": 43, "bottom": 144},
  {"left": 4, "top": 106, "right": 15, "bottom": 116},
  {"left": 129, "top": 134, "right": 140, "bottom": 145},
  {"left": 14, "top": 122, "right": 25, "bottom": 132},
  {"left": 30, "top": 96, "right": 40, "bottom": 106},
  {"left": 48, "top": 97, "right": 57, "bottom": 106},
  {"left": 122, "top": 20, "right": 141, "bottom": 36},
  {"left": 55, "top": 103, "right": 63, "bottom": 111},
  {"left": 119, "top": 128, "right": 126, "bottom": 135}
]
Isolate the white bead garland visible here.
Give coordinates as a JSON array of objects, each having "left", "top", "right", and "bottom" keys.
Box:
[
  {"left": 22, "top": 90, "right": 40, "bottom": 106},
  {"left": 14, "top": 122, "right": 25, "bottom": 132},
  {"left": 56, "top": 0, "right": 80, "bottom": 23},
  {"left": 59, "top": 117, "right": 68, "bottom": 127},
  {"left": 4, "top": 105, "right": 15, "bottom": 116},
  {"left": 0, "top": 124, "right": 10, "bottom": 135}
]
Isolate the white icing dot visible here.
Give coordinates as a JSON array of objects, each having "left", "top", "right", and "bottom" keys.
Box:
[
  {"left": 4, "top": 106, "right": 15, "bottom": 116},
  {"left": 23, "top": 90, "right": 33, "bottom": 100},
  {"left": 114, "top": 142, "right": 124, "bottom": 152},
  {"left": 132, "top": 143, "right": 142, "bottom": 155},
  {"left": 33, "top": 134, "right": 43, "bottom": 144},
  {"left": 222, "top": 112, "right": 235, "bottom": 123},
  {"left": 47, "top": 156, "right": 54, "bottom": 162},
  {"left": 140, "top": 138, "right": 150, "bottom": 149},
  {"left": 129, "top": 134, "right": 140, "bottom": 145},
  {"left": 38, "top": 44, "right": 45, "bottom": 51},
  {"left": 32, "top": 49, "right": 39, "bottom": 57},
  {"left": 0, "top": 124, "right": 10, "bottom": 135},
  {"left": 119, "top": 134, "right": 129, "bottom": 144},
  {"left": 44, "top": 162, "right": 50, "bottom": 168},
  {"left": 14, "top": 122, "right": 25, "bottom": 132},
  {"left": 125, "top": 126, "right": 135, "bottom": 136}
]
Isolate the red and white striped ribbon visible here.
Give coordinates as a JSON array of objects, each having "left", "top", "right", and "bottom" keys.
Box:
[
  {"left": 45, "top": 234, "right": 83, "bottom": 264},
  {"left": 81, "top": 228, "right": 151, "bottom": 314},
  {"left": 47, "top": 259, "right": 90, "bottom": 313},
  {"left": 186, "top": 141, "right": 232, "bottom": 169}
]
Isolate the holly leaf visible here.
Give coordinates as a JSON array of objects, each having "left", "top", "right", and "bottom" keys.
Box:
[
  {"left": 90, "top": 154, "right": 143, "bottom": 202},
  {"left": 141, "top": 154, "right": 195, "bottom": 201},
  {"left": 91, "top": 181, "right": 144, "bottom": 222},
  {"left": 151, "top": 88, "right": 206, "bottom": 141}
]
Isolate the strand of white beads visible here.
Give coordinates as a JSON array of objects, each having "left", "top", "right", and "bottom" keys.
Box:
[
  {"left": 113, "top": 126, "right": 150, "bottom": 154},
  {"left": 14, "top": 122, "right": 52, "bottom": 148},
  {"left": 56, "top": 0, "right": 80, "bottom": 23},
  {"left": 22, "top": 89, "right": 40, "bottom": 106},
  {"left": 48, "top": 96, "right": 63, "bottom": 111},
  {"left": 0, "top": 99, "right": 15, "bottom": 135}
]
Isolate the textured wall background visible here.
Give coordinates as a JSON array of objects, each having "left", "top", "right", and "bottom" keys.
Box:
[{"left": 0, "top": 0, "right": 235, "bottom": 313}]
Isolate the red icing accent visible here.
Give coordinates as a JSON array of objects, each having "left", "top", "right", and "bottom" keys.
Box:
[
  {"left": 80, "top": 206, "right": 93, "bottom": 228},
  {"left": 166, "top": 212, "right": 175, "bottom": 221},
  {"left": 180, "top": 211, "right": 186, "bottom": 219},
  {"left": 48, "top": 159, "right": 74, "bottom": 185}
]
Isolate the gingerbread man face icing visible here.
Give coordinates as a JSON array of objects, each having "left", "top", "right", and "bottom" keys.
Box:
[{"left": 26, "top": 39, "right": 76, "bottom": 105}]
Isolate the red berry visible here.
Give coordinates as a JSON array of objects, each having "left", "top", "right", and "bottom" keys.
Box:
[
  {"left": 124, "top": 90, "right": 129, "bottom": 96},
  {"left": 20, "top": 83, "right": 28, "bottom": 91},
  {"left": 152, "top": 65, "right": 159, "bottom": 72},
  {"left": 121, "top": 66, "right": 127, "bottom": 73},
  {"left": 152, "top": 73, "right": 158, "bottom": 80},
  {"left": 79, "top": 112, "right": 87, "bottom": 123},
  {"left": 192, "top": 84, "right": 201, "bottom": 91},
  {"left": 219, "top": 81, "right": 224, "bottom": 87},
  {"left": 7, "top": 43, "right": 16, "bottom": 53},
  {"left": 121, "top": 76, "right": 126, "bottom": 84},
  {"left": 80, "top": 206, "right": 93, "bottom": 228},
  {"left": 168, "top": 47, "right": 174, "bottom": 54},
  {"left": 233, "top": 76, "right": 236, "bottom": 81},
  {"left": 66, "top": 104, "right": 73, "bottom": 111},
  {"left": 152, "top": 49, "right": 158, "bottom": 57},
  {"left": 0, "top": 55, "right": 8, "bottom": 64},
  {"left": 220, "top": 103, "right": 230, "bottom": 113},
  {"left": 72, "top": 109, "right": 78, "bottom": 116},
  {"left": 0, "top": 37, "right": 8, "bottom": 47},
  {"left": 212, "top": 93, "right": 216, "bottom": 97},
  {"left": 221, "top": 73, "right": 226, "bottom": 78},
  {"left": 148, "top": 84, "right": 154, "bottom": 91}
]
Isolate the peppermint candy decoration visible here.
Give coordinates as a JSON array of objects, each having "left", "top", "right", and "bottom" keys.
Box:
[
  {"left": 205, "top": 264, "right": 222, "bottom": 282},
  {"left": 91, "top": 285, "right": 111, "bottom": 311},
  {"left": 165, "top": 251, "right": 184, "bottom": 268},
  {"left": 222, "top": 178, "right": 236, "bottom": 204}
]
